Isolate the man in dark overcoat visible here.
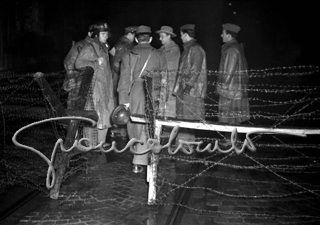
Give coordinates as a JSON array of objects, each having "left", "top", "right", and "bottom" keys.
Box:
[
  {"left": 172, "top": 24, "right": 207, "bottom": 142},
  {"left": 217, "top": 23, "right": 250, "bottom": 144},
  {"left": 111, "top": 26, "right": 137, "bottom": 106}
]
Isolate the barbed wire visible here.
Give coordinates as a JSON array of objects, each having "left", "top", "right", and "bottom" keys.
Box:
[
  {"left": 2, "top": 67, "right": 320, "bottom": 221},
  {"left": 159, "top": 156, "right": 320, "bottom": 172},
  {"left": 156, "top": 201, "right": 320, "bottom": 219},
  {"left": 158, "top": 169, "right": 320, "bottom": 188}
]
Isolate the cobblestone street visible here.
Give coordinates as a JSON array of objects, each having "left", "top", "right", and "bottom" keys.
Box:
[{"left": 1, "top": 129, "right": 320, "bottom": 225}]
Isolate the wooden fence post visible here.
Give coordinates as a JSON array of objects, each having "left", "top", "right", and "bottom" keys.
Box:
[
  {"left": 34, "top": 67, "right": 95, "bottom": 199},
  {"left": 147, "top": 121, "right": 162, "bottom": 204}
]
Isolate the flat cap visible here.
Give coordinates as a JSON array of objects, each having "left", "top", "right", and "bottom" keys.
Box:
[
  {"left": 180, "top": 24, "right": 195, "bottom": 31},
  {"left": 223, "top": 23, "right": 240, "bottom": 33},
  {"left": 136, "top": 25, "right": 151, "bottom": 34},
  {"left": 125, "top": 26, "right": 138, "bottom": 33}
]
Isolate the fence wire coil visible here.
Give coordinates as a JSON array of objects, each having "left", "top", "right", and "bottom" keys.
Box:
[{"left": 1, "top": 66, "right": 320, "bottom": 223}]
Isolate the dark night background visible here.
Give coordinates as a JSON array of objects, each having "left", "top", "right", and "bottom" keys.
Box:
[{"left": 0, "top": 0, "right": 319, "bottom": 72}]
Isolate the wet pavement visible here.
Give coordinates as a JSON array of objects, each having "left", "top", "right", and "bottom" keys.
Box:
[
  {"left": 1, "top": 127, "right": 320, "bottom": 225},
  {"left": 2, "top": 146, "right": 151, "bottom": 225}
]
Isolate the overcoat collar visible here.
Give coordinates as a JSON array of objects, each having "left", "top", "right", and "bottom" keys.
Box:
[{"left": 183, "top": 39, "right": 197, "bottom": 49}]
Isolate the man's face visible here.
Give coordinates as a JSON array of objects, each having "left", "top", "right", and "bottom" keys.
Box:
[
  {"left": 159, "top": 33, "right": 170, "bottom": 46},
  {"left": 221, "top": 30, "right": 230, "bottom": 43},
  {"left": 99, "top": 31, "right": 109, "bottom": 43},
  {"left": 127, "top": 32, "right": 135, "bottom": 42},
  {"left": 180, "top": 31, "right": 187, "bottom": 43}
]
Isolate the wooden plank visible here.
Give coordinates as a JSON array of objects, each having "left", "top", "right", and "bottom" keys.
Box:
[
  {"left": 34, "top": 72, "right": 67, "bottom": 121},
  {"left": 32, "top": 67, "right": 95, "bottom": 199},
  {"left": 66, "top": 109, "right": 97, "bottom": 121},
  {"left": 130, "top": 115, "right": 320, "bottom": 135}
]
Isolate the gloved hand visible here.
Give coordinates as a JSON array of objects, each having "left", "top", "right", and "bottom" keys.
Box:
[
  {"left": 183, "top": 85, "right": 192, "bottom": 95},
  {"left": 222, "top": 83, "right": 228, "bottom": 90},
  {"left": 66, "top": 70, "right": 75, "bottom": 78}
]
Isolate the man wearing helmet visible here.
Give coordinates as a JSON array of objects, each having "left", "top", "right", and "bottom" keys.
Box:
[{"left": 75, "top": 21, "right": 114, "bottom": 162}]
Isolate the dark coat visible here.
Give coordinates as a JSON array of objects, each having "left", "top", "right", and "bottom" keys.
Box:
[
  {"left": 75, "top": 38, "right": 114, "bottom": 129},
  {"left": 62, "top": 36, "right": 93, "bottom": 108},
  {"left": 64, "top": 36, "right": 92, "bottom": 72},
  {"left": 173, "top": 39, "right": 207, "bottom": 99},
  {"left": 118, "top": 43, "right": 167, "bottom": 113},
  {"left": 111, "top": 36, "right": 135, "bottom": 105},
  {"left": 112, "top": 36, "right": 135, "bottom": 75},
  {"left": 118, "top": 42, "right": 167, "bottom": 165},
  {"left": 217, "top": 39, "right": 250, "bottom": 124},
  {"left": 173, "top": 39, "right": 207, "bottom": 120},
  {"left": 217, "top": 39, "right": 249, "bottom": 99},
  {"left": 159, "top": 40, "right": 180, "bottom": 117}
]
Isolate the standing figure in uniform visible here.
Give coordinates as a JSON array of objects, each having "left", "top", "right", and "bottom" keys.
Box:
[
  {"left": 75, "top": 21, "right": 114, "bottom": 157},
  {"left": 112, "top": 26, "right": 137, "bottom": 106},
  {"left": 118, "top": 25, "right": 167, "bottom": 173},
  {"left": 156, "top": 26, "right": 180, "bottom": 118},
  {"left": 217, "top": 23, "right": 250, "bottom": 145},
  {"left": 173, "top": 24, "right": 207, "bottom": 142}
]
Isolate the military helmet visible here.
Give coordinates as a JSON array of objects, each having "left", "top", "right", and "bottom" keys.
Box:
[
  {"left": 92, "top": 21, "right": 110, "bottom": 38},
  {"left": 93, "top": 21, "right": 109, "bottom": 32},
  {"left": 111, "top": 105, "right": 131, "bottom": 126}
]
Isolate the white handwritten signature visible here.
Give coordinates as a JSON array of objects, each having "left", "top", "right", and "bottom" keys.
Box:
[{"left": 12, "top": 116, "right": 306, "bottom": 189}]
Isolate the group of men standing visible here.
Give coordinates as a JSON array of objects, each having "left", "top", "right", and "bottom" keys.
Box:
[
  {"left": 116, "top": 24, "right": 208, "bottom": 172},
  {"left": 62, "top": 20, "right": 250, "bottom": 172}
]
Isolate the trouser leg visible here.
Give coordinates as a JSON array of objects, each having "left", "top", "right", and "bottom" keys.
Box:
[
  {"left": 83, "top": 126, "right": 98, "bottom": 147},
  {"left": 97, "top": 128, "right": 108, "bottom": 163},
  {"left": 98, "top": 128, "right": 108, "bottom": 144},
  {"left": 132, "top": 130, "right": 149, "bottom": 165},
  {"left": 127, "top": 122, "right": 149, "bottom": 166},
  {"left": 83, "top": 127, "right": 108, "bottom": 165}
]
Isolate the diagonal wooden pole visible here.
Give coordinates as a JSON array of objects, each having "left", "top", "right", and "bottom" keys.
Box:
[{"left": 34, "top": 67, "right": 96, "bottom": 199}]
